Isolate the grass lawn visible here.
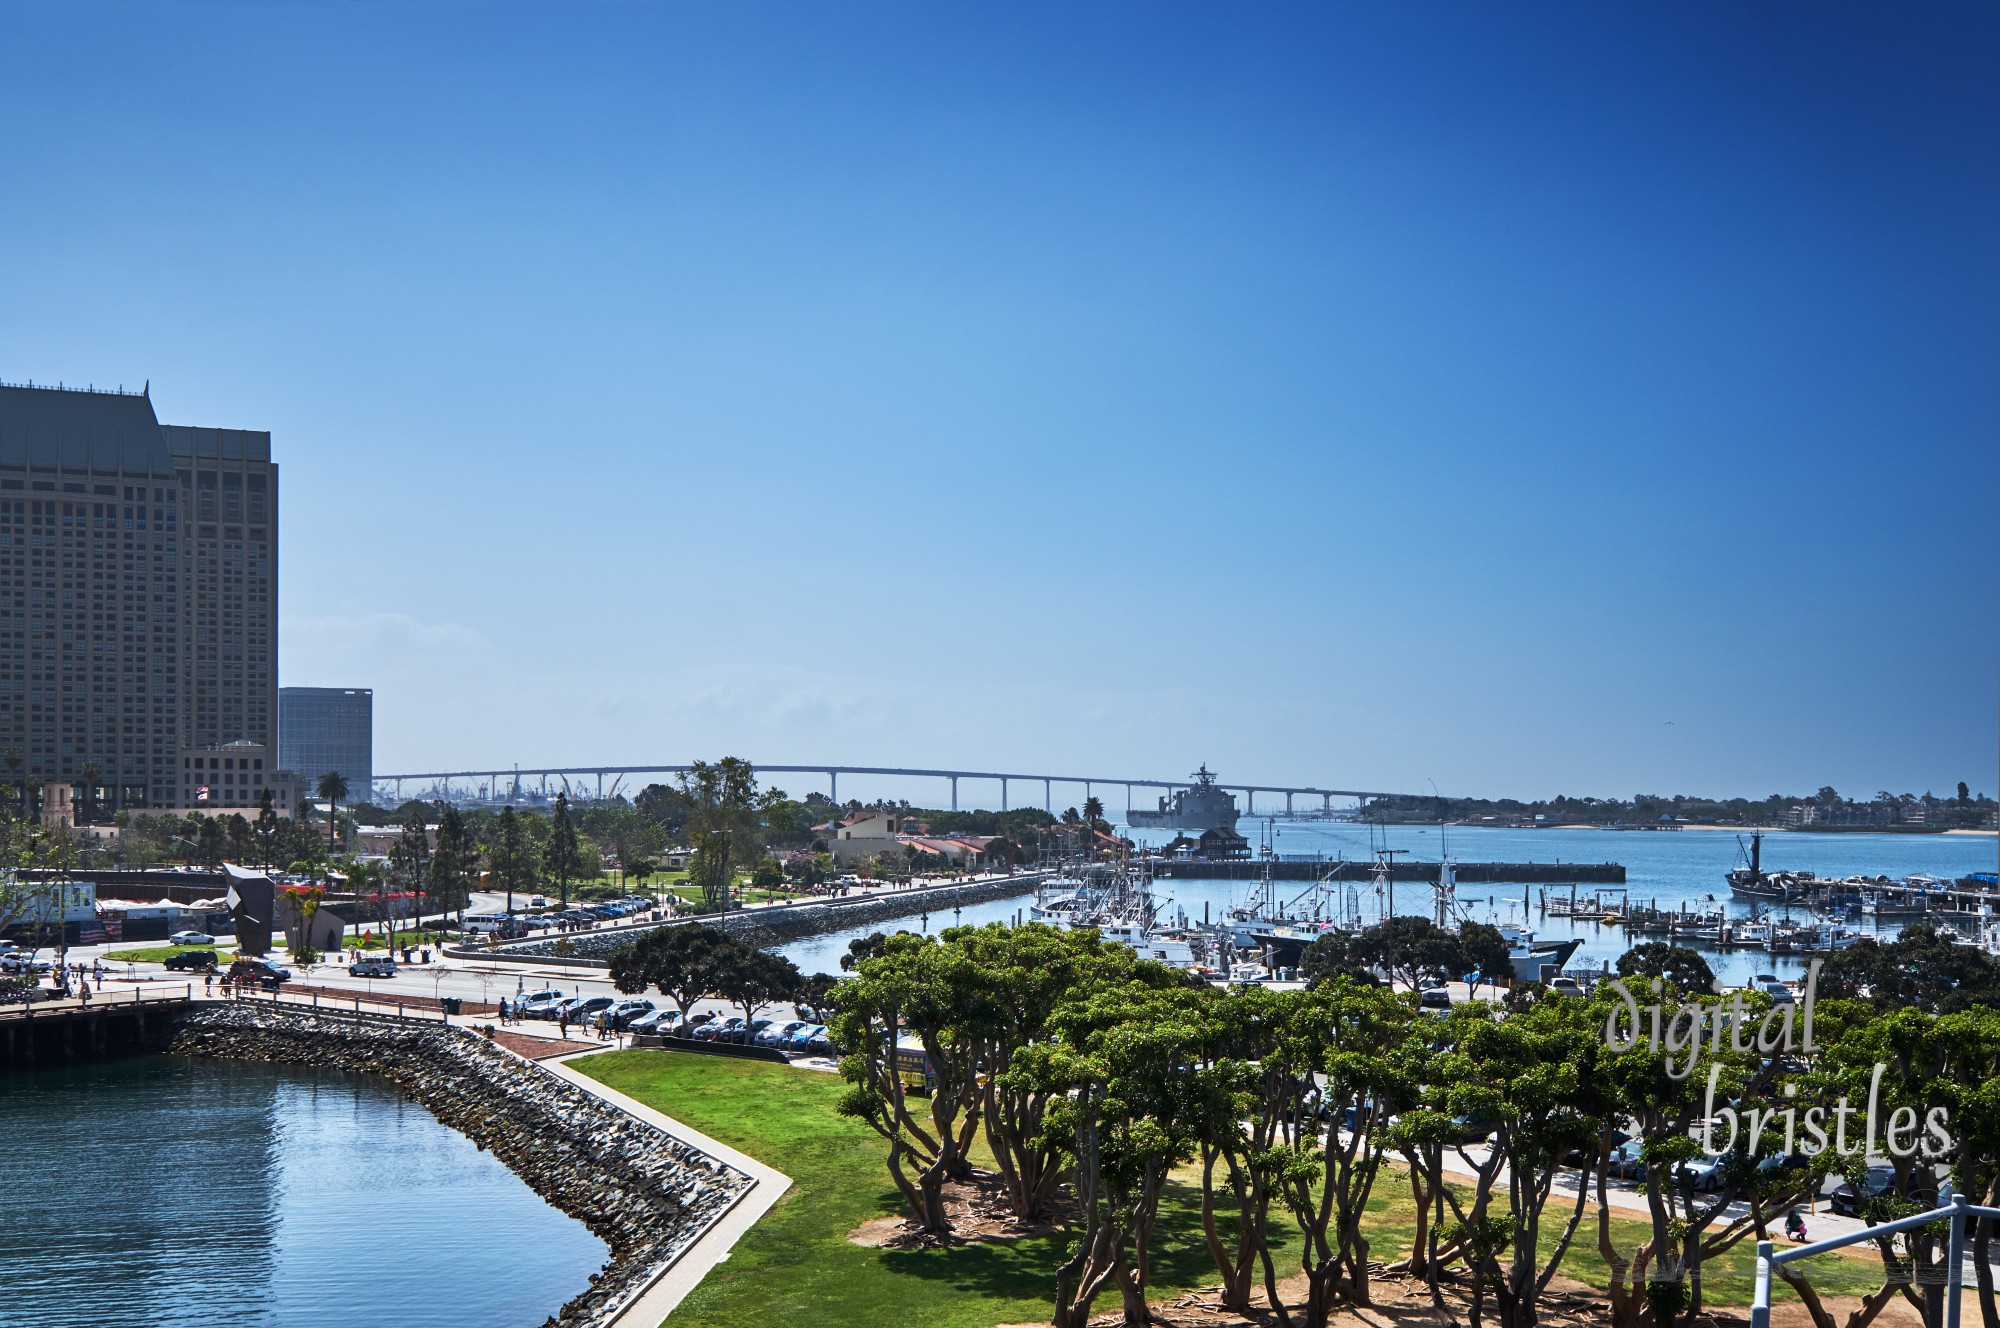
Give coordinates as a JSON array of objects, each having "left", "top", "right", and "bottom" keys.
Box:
[
  {"left": 103, "top": 943, "right": 234, "bottom": 964},
  {"left": 574, "top": 1053, "right": 1889, "bottom": 1327}
]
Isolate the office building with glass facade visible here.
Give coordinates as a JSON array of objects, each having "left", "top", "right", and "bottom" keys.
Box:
[{"left": 278, "top": 686, "right": 372, "bottom": 806}]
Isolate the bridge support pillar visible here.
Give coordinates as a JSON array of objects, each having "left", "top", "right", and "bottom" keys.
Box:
[
  {"left": 1000, "top": 777, "right": 1007, "bottom": 812},
  {"left": 1125, "top": 784, "right": 1132, "bottom": 814},
  {"left": 1044, "top": 778, "right": 1051, "bottom": 812},
  {"left": 597, "top": 773, "right": 603, "bottom": 801},
  {"left": 1323, "top": 793, "right": 1331, "bottom": 812},
  {"left": 1245, "top": 789, "right": 1253, "bottom": 816},
  {"left": 830, "top": 771, "right": 838, "bottom": 803},
  {"left": 950, "top": 776, "right": 958, "bottom": 812},
  {"left": 1287, "top": 792, "right": 1294, "bottom": 815}
]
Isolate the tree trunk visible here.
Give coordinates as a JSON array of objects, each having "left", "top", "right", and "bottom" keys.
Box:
[{"left": 1198, "top": 1149, "right": 1255, "bottom": 1314}]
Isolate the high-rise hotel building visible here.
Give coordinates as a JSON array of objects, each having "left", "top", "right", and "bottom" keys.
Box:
[{"left": 0, "top": 382, "right": 277, "bottom": 812}]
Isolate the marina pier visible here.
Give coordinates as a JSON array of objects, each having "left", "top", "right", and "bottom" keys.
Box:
[
  {"left": 0, "top": 986, "right": 191, "bottom": 1070},
  {"left": 1153, "top": 858, "right": 1625, "bottom": 883}
]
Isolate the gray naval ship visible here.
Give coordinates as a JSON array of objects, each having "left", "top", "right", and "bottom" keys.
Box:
[{"left": 1127, "top": 765, "right": 1240, "bottom": 832}]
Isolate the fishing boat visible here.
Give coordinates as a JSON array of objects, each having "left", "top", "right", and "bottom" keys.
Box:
[
  {"left": 1036, "top": 860, "right": 1212, "bottom": 969},
  {"left": 1727, "top": 833, "right": 1822, "bottom": 902},
  {"left": 1028, "top": 872, "right": 1092, "bottom": 922}
]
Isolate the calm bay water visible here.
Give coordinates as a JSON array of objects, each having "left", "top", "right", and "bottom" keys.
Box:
[
  {"left": 0, "top": 1057, "right": 604, "bottom": 1328},
  {"left": 777, "top": 824, "right": 1998, "bottom": 983}
]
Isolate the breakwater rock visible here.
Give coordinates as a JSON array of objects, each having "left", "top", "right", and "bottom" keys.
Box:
[
  {"left": 488, "top": 871, "right": 1048, "bottom": 966},
  {"left": 170, "top": 1002, "right": 752, "bottom": 1328}
]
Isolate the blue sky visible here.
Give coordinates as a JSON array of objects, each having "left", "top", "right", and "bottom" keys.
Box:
[{"left": 1, "top": 2, "right": 1994, "bottom": 803}]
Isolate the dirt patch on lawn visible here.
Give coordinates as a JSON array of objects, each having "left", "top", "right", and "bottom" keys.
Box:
[
  {"left": 847, "top": 1216, "right": 906, "bottom": 1247},
  {"left": 850, "top": 1173, "right": 1079, "bottom": 1249},
  {"left": 994, "top": 1268, "right": 1933, "bottom": 1328}
]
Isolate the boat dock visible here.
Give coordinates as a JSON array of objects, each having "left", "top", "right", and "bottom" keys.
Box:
[
  {"left": 1153, "top": 858, "right": 1625, "bottom": 883},
  {"left": 1535, "top": 888, "right": 1886, "bottom": 955},
  {"left": 1735, "top": 874, "right": 2000, "bottom": 921},
  {"left": 1540, "top": 886, "right": 1631, "bottom": 919}
]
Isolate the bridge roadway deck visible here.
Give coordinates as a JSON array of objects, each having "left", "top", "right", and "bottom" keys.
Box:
[{"left": 377, "top": 761, "right": 1405, "bottom": 812}]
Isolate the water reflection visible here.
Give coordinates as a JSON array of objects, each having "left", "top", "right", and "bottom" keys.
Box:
[{"left": 0, "top": 1057, "right": 604, "bottom": 1328}]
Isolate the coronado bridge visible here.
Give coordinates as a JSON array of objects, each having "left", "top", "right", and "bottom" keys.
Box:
[{"left": 373, "top": 763, "right": 1404, "bottom": 818}]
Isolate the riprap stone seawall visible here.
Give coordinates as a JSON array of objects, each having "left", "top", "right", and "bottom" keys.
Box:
[
  {"left": 170, "top": 1002, "right": 752, "bottom": 1328},
  {"left": 487, "top": 870, "right": 1048, "bottom": 965}
]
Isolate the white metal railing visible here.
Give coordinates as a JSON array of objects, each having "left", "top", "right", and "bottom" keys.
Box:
[{"left": 1753, "top": 1191, "right": 2000, "bottom": 1328}]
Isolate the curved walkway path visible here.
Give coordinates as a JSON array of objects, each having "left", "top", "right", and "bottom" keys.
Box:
[{"left": 536, "top": 1047, "right": 792, "bottom": 1328}]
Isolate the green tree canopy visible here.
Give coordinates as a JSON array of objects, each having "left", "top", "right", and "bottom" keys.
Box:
[
  {"left": 608, "top": 922, "right": 742, "bottom": 1024},
  {"left": 1817, "top": 924, "right": 2000, "bottom": 1013},
  {"left": 1615, "top": 942, "right": 1717, "bottom": 994}
]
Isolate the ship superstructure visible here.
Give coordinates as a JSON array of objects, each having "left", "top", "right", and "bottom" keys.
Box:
[{"left": 1126, "top": 765, "right": 1240, "bottom": 832}]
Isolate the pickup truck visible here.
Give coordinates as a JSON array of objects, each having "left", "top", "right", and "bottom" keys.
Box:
[{"left": 164, "top": 949, "right": 220, "bottom": 972}]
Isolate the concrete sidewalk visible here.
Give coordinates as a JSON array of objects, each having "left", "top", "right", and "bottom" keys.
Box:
[{"left": 537, "top": 1048, "right": 793, "bottom": 1328}]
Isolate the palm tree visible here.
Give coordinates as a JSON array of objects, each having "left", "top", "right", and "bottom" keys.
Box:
[
  {"left": 316, "top": 771, "right": 349, "bottom": 854},
  {"left": 78, "top": 761, "right": 101, "bottom": 825}
]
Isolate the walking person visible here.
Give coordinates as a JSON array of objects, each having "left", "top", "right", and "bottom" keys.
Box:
[{"left": 558, "top": 1011, "right": 569, "bottom": 1040}]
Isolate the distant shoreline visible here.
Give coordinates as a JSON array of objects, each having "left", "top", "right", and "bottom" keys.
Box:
[{"left": 1365, "top": 820, "right": 1996, "bottom": 838}]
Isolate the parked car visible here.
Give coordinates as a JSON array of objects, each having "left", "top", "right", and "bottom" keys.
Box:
[
  {"left": 693, "top": 1016, "right": 744, "bottom": 1042},
  {"left": 1828, "top": 1165, "right": 1901, "bottom": 1217},
  {"left": 1418, "top": 988, "right": 1452, "bottom": 1010},
  {"left": 519, "top": 992, "right": 569, "bottom": 1019},
  {"left": 807, "top": 1029, "right": 839, "bottom": 1056},
  {"left": 1452, "top": 1113, "right": 1499, "bottom": 1143},
  {"left": 1548, "top": 976, "right": 1585, "bottom": 997},
  {"left": 758, "top": 1020, "right": 813, "bottom": 1048},
  {"left": 780, "top": 1023, "right": 825, "bottom": 1052},
  {"left": 1673, "top": 1155, "right": 1728, "bottom": 1193},
  {"left": 350, "top": 956, "right": 398, "bottom": 978},
  {"left": 1558, "top": 1128, "right": 1631, "bottom": 1168},
  {"left": 168, "top": 930, "right": 216, "bottom": 947},
  {"left": 1752, "top": 1150, "right": 1811, "bottom": 1186},
  {"left": 609, "top": 999, "right": 657, "bottom": 1030},
  {"left": 1605, "top": 1139, "right": 1648, "bottom": 1181},
  {"left": 558, "top": 996, "right": 616, "bottom": 1023},
  {"left": 1, "top": 952, "right": 52, "bottom": 974},
  {"left": 164, "top": 949, "right": 220, "bottom": 971},
  {"left": 629, "top": 1009, "right": 680, "bottom": 1035}
]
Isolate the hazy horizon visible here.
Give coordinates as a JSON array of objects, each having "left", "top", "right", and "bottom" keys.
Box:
[{"left": 3, "top": 3, "right": 1995, "bottom": 802}]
